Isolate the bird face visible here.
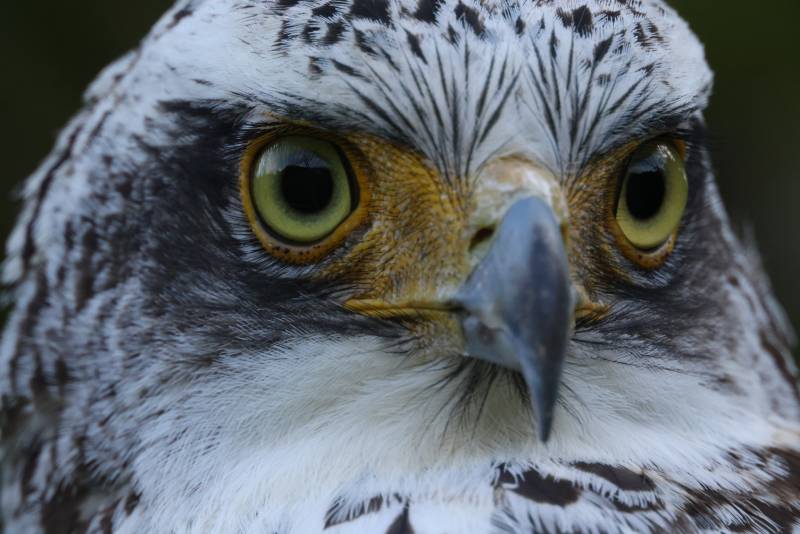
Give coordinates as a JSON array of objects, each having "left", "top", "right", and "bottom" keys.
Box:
[
  {"left": 200, "top": 0, "right": 720, "bottom": 447},
  {"left": 2, "top": 0, "right": 798, "bottom": 526},
  {"left": 233, "top": 115, "right": 703, "bottom": 441},
  {"left": 241, "top": 127, "right": 578, "bottom": 438}
]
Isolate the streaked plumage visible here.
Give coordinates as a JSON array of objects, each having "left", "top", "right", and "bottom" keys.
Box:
[{"left": 1, "top": 0, "right": 798, "bottom": 532}]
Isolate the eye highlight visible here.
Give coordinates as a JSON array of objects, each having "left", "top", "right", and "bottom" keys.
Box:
[
  {"left": 612, "top": 140, "right": 688, "bottom": 266},
  {"left": 241, "top": 135, "right": 366, "bottom": 263}
]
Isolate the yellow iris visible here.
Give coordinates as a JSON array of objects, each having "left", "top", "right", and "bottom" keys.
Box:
[
  {"left": 616, "top": 141, "right": 688, "bottom": 250},
  {"left": 250, "top": 136, "right": 355, "bottom": 244}
]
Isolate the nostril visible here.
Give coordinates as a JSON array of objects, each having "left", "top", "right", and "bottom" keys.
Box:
[{"left": 469, "top": 226, "right": 496, "bottom": 252}]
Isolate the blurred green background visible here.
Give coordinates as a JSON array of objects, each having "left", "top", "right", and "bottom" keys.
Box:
[{"left": 0, "top": 2, "right": 798, "bottom": 362}]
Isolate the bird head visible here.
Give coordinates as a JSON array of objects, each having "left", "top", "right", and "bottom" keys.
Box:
[{"left": 2, "top": 0, "right": 798, "bottom": 523}]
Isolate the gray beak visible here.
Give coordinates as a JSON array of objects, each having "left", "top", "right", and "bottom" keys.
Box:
[{"left": 454, "top": 197, "right": 573, "bottom": 441}]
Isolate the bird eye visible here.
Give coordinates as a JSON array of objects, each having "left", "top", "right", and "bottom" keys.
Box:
[
  {"left": 249, "top": 136, "right": 357, "bottom": 244},
  {"left": 614, "top": 141, "right": 688, "bottom": 252}
]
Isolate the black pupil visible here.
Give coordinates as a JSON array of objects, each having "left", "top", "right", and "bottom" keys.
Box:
[
  {"left": 280, "top": 163, "right": 334, "bottom": 214},
  {"left": 625, "top": 160, "right": 666, "bottom": 220}
]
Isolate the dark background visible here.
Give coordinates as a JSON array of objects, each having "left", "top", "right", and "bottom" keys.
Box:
[{"left": 1, "top": 2, "right": 798, "bottom": 362}]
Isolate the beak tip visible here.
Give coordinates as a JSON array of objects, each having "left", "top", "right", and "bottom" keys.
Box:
[
  {"left": 520, "top": 357, "right": 561, "bottom": 444},
  {"left": 530, "top": 388, "right": 556, "bottom": 443},
  {"left": 536, "top": 408, "right": 555, "bottom": 443}
]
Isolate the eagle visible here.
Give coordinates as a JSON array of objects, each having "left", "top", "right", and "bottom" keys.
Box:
[{"left": 1, "top": 0, "right": 798, "bottom": 532}]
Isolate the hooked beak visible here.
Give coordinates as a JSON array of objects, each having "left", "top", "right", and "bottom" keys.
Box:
[{"left": 453, "top": 197, "right": 573, "bottom": 442}]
